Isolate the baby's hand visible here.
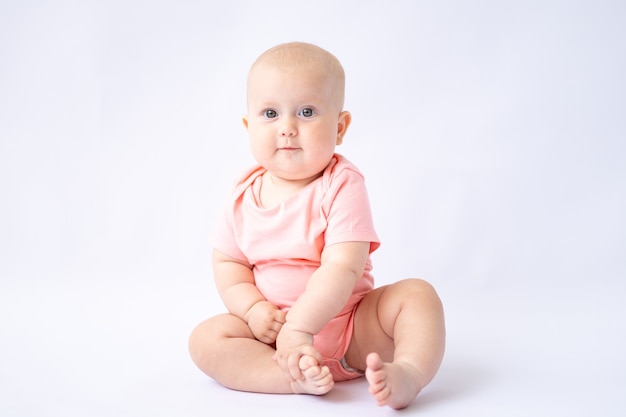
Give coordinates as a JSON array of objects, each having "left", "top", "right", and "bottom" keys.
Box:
[
  {"left": 245, "top": 301, "right": 286, "bottom": 345},
  {"left": 274, "top": 323, "right": 321, "bottom": 382}
]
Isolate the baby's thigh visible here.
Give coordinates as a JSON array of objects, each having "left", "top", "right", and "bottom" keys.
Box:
[
  {"left": 188, "top": 314, "right": 256, "bottom": 376},
  {"left": 345, "top": 287, "right": 396, "bottom": 369},
  {"left": 190, "top": 314, "right": 254, "bottom": 346}
]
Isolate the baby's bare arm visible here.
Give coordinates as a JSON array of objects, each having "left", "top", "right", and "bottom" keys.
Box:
[
  {"left": 213, "top": 249, "right": 264, "bottom": 319},
  {"left": 213, "top": 249, "right": 286, "bottom": 343},
  {"left": 276, "top": 241, "right": 370, "bottom": 379},
  {"left": 287, "top": 241, "right": 370, "bottom": 334}
]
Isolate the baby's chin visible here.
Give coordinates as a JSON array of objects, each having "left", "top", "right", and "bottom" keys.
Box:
[{"left": 268, "top": 167, "right": 326, "bottom": 185}]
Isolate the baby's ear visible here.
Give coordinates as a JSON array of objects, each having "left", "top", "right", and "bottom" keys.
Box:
[
  {"left": 336, "top": 111, "right": 351, "bottom": 145},
  {"left": 242, "top": 115, "right": 249, "bottom": 130}
]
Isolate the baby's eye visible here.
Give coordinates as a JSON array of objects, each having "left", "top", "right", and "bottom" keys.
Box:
[
  {"left": 263, "top": 109, "right": 278, "bottom": 119},
  {"left": 299, "top": 108, "right": 315, "bottom": 118}
]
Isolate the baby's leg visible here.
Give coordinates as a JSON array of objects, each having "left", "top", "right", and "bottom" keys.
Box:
[
  {"left": 189, "top": 314, "right": 333, "bottom": 395},
  {"left": 345, "top": 279, "right": 445, "bottom": 409}
]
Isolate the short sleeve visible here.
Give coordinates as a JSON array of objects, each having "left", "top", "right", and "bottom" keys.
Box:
[
  {"left": 322, "top": 165, "right": 380, "bottom": 253},
  {"left": 210, "top": 199, "right": 250, "bottom": 262}
]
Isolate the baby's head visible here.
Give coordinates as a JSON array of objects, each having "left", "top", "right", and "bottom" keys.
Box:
[
  {"left": 247, "top": 42, "right": 346, "bottom": 113},
  {"left": 243, "top": 43, "right": 351, "bottom": 184}
]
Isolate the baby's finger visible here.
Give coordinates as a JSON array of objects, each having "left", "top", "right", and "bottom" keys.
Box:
[
  {"left": 275, "top": 310, "right": 286, "bottom": 323},
  {"left": 259, "top": 332, "right": 274, "bottom": 345},
  {"left": 287, "top": 353, "right": 304, "bottom": 381},
  {"left": 300, "top": 345, "right": 323, "bottom": 365},
  {"left": 266, "top": 329, "right": 278, "bottom": 344},
  {"left": 271, "top": 320, "right": 283, "bottom": 333}
]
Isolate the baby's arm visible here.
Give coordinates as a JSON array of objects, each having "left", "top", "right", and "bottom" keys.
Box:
[
  {"left": 275, "top": 241, "right": 370, "bottom": 380},
  {"left": 213, "top": 249, "right": 285, "bottom": 344}
]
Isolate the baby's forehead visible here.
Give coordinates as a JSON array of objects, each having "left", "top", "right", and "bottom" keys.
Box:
[
  {"left": 250, "top": 43, "right": 344, "bottom": 81},
  {"left": 250, "top": 60, "right": 333, "bottom": 83},
  {"left": 247, "top": 43, "right": 346, "bottom": 109}
]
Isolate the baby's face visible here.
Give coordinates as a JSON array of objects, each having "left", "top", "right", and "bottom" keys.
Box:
[{"left": 243, "top": 63, "right": 349, "bottom": 184}]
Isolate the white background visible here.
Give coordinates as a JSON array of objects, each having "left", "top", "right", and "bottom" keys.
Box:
[{"left": 1, "top": 1, "right": 625, "bottom": 416}]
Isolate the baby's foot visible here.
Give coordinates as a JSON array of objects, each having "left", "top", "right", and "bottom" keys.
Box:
[
  {"left": 290, "top": 355, "right": 334, "bottom": 395},
  {"left": 365, "top": 352, "right": 425, "bottom": 409}
]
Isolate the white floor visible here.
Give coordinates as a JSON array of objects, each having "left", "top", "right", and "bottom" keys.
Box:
[{"left": 1, "top": 270, "right": 624, "bottom": 417}]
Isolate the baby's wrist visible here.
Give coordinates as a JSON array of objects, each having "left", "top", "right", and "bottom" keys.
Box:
[
  {"left": 243, "top": 299, "right": 266, "bottom": 323},
  {"left": 282, "top": 321, "right": 313, "bottom": 338}
]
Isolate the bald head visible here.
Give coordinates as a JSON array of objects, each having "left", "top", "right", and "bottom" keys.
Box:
[{"left": 247, "top": 42, "right": 346, "bottom": 110}]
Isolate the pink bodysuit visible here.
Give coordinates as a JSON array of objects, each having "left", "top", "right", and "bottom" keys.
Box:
[{"left": 212, "top": 154, "right": 380, "bottom": 380}]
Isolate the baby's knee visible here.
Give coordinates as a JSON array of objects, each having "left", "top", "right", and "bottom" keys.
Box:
[
  {"left": 396, "top": 277, "right": 434, "bottom": 292},
  {"left": 394, "top": 278, "right": 441, "bottom": 303},
  {"left": 188, "top": 318, "right": 215, "bottom": 365},
  {"left": 188, "top": 314, "right": 243, "bottom": 365}
]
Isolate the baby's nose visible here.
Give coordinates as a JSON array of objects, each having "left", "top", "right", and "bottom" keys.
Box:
[{"left": 279, "top": 118, "right": 297, "bottom": 136}]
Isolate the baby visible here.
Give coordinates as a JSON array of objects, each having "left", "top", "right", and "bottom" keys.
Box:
[{"left": 189, "top": 42, "right": 445, "bottom": 409}]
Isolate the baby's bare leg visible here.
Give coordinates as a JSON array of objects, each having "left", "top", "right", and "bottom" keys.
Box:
[
  {"left": 345, "top": 279, "right": 445, "bottom": 409},
  {"left": 188, "top": 314, "right": 333, "bottom": 395}
]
